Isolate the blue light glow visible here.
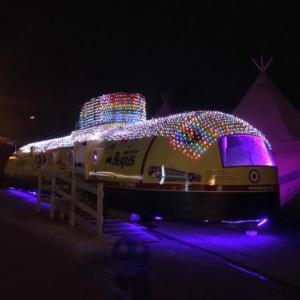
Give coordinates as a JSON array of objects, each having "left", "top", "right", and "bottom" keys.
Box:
[
  {"left": 130, "top": 213, "right": 140, "bottom": 222},
  {"left": 6, "top": 188, "right": 50, "bottom": 208}
]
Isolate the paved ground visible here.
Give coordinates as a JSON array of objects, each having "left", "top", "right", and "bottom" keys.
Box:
[{"left": 0, "top": 188, "right": 300, "bottom": 299}]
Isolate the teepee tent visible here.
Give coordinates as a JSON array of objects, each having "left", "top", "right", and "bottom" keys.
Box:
[
  {"left": 234, "top": 59, "right": 300, "bottom": 206},
  {"left": 153, "top": 94, "right": 173, "bottom": 118}
]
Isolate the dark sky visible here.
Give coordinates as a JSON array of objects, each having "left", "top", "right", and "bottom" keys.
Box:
[{"left": 0, "top": 2, "right": 300, "bottom": 143}]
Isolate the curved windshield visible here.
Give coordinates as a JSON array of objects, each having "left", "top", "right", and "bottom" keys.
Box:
[{"left": 219, "top": 135, "right": 275, "bottom": 167}]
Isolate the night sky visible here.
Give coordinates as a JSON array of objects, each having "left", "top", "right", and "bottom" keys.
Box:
[{"left": 0, "top": 2, "right": 300, "bottom": 144}]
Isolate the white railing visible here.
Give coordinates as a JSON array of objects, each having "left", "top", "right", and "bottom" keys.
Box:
[{"left": 36, "top": 169, "right": 104, "bottom": 238}]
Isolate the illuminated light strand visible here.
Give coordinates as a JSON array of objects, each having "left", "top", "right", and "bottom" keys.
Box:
[
  {"left": 105, "top": 111, "right": 270, "bottom": 159},
  {"left": 19, "top": 124, "right": 121, "bottom": 153},
  {"left": 79, "top": 92, "right": 146, "bottom": 129},
  {"left": 19, "top": 110, "right": 270, "bottom": 160},
  {"left": 19, "top": 135, "right": 74, "bottom": 154}
]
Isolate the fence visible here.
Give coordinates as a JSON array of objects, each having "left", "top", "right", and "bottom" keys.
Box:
[{"left": 36, "top": 168, "right": 104, "bottom": 238}]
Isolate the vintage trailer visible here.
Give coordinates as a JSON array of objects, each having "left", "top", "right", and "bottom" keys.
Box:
[{"left": 5, "top": 93, "right": 279, "bottom": 222}]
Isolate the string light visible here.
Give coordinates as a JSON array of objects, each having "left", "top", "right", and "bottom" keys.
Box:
[
  {"left": 19, "top": 112, "right": 270, "bottom": 160},
  {"left": 18, "top": 93, "right": 270, "bottom": 160},
  {"left": 79, "top": 92, "right": 146, "bottom": 129},
  {"left": 105, "top": 111, "right": 270, "bottom": 159}
]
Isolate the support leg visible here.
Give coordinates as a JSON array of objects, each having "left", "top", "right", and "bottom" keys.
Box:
[
  {"left": 37, "top": 172, "right": 42, "bottom": 213},
  {"left": 50, "top": 173, "right": 56, "bottom": 220},
  {"left": 96, "top": 183, "right": 104, "bottom": 239},
  {"left": 69, "top": 171, "right": 76, "bottom": 227}
]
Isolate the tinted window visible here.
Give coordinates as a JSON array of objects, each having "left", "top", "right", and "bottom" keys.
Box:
[{"left": 219, "top": 135, "right": 275, "bottom": 167}]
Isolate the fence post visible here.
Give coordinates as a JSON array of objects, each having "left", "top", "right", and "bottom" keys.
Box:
[
  {"left": 59, "top": 205, "right": 65, "bottom": 221},
  {"left": 96, "top": 183, "right": 104, "bottom": 239},
  {"left": 37, "top": 172, "right": 42, "bottom": 213},
  {"left": 50, "top": 172, "right": 56, "bottom": 220},
  {"left": 69, "top": 155, "right": 76, "bottom": 227}
]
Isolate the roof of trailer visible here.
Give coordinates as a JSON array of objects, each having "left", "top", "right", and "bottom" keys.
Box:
[{"left": 19, "top": 110, "right": 269, "bottom": 159}]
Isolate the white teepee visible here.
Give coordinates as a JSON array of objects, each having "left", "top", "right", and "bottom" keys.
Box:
[{"left": 234, "top": 62, "right": 300, "bottom": 206}]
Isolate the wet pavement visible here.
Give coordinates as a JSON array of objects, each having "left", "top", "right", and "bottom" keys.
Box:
[{"left": 0, "top": 188, "right": 300, "bottom": 299}]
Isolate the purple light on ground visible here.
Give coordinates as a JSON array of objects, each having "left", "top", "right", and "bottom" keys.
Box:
[
  {"left": 226, "top": 262, "right": 267, "bottom": 281},
  {"left": 150, "top": 224, "right": 276, "bottom": 281},
  {"left": 257, "top": 218, "right": 268, "bottom": 227},
  {"left": 130, "top": 213, "right": 140, "bottom": 222},
  {"left": 154, "top": 215, "right": 163, "bottom": 221},
  {"left": 6, "top": 188, "right": 50, "bottom": 208},
  {"left": 28, "top": 191, "right": 37, "bottom": 196},
  {"left": 221, "top": 219, "right": 261, "bottom": 225},
  {"left": 221, "top": 218, "right": 268, "bottom": 226}
]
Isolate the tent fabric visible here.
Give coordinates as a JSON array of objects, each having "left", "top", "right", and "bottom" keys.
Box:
[
  {"left": 153, "top": 99, "right": 173, "bottom": 118},
  {"left": 234, "top": 73, "right": 300, "bottom": 141},
  {"left": 233, "top": 72, "right": 300, "bottom": 206}
]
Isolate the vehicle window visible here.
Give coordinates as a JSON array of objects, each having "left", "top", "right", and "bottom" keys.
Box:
[{"left": 219, "top": 135, "right": 275, "bottom": 167}]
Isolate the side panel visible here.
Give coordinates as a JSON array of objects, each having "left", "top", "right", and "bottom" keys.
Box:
[
  {"left": 143, "top": 136, "right": 278, "bottom": 189},
  {"left": 4, "top": 148, "right": 74, "bottom": 178},
  {"left": 89, "top": 138, "right": 155, "bottom": 182},
  {"left": 143, "top": 136, "right": 222, "bottom": 185},
  {"left": 87, "top": 136, "right": 279, "bottom": 191},
  {"left": 74, "top": 141, "right": 100, "bottom": 178},
  {"left": 5, "top": 154, "right": 39, "bottom": 178}
]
